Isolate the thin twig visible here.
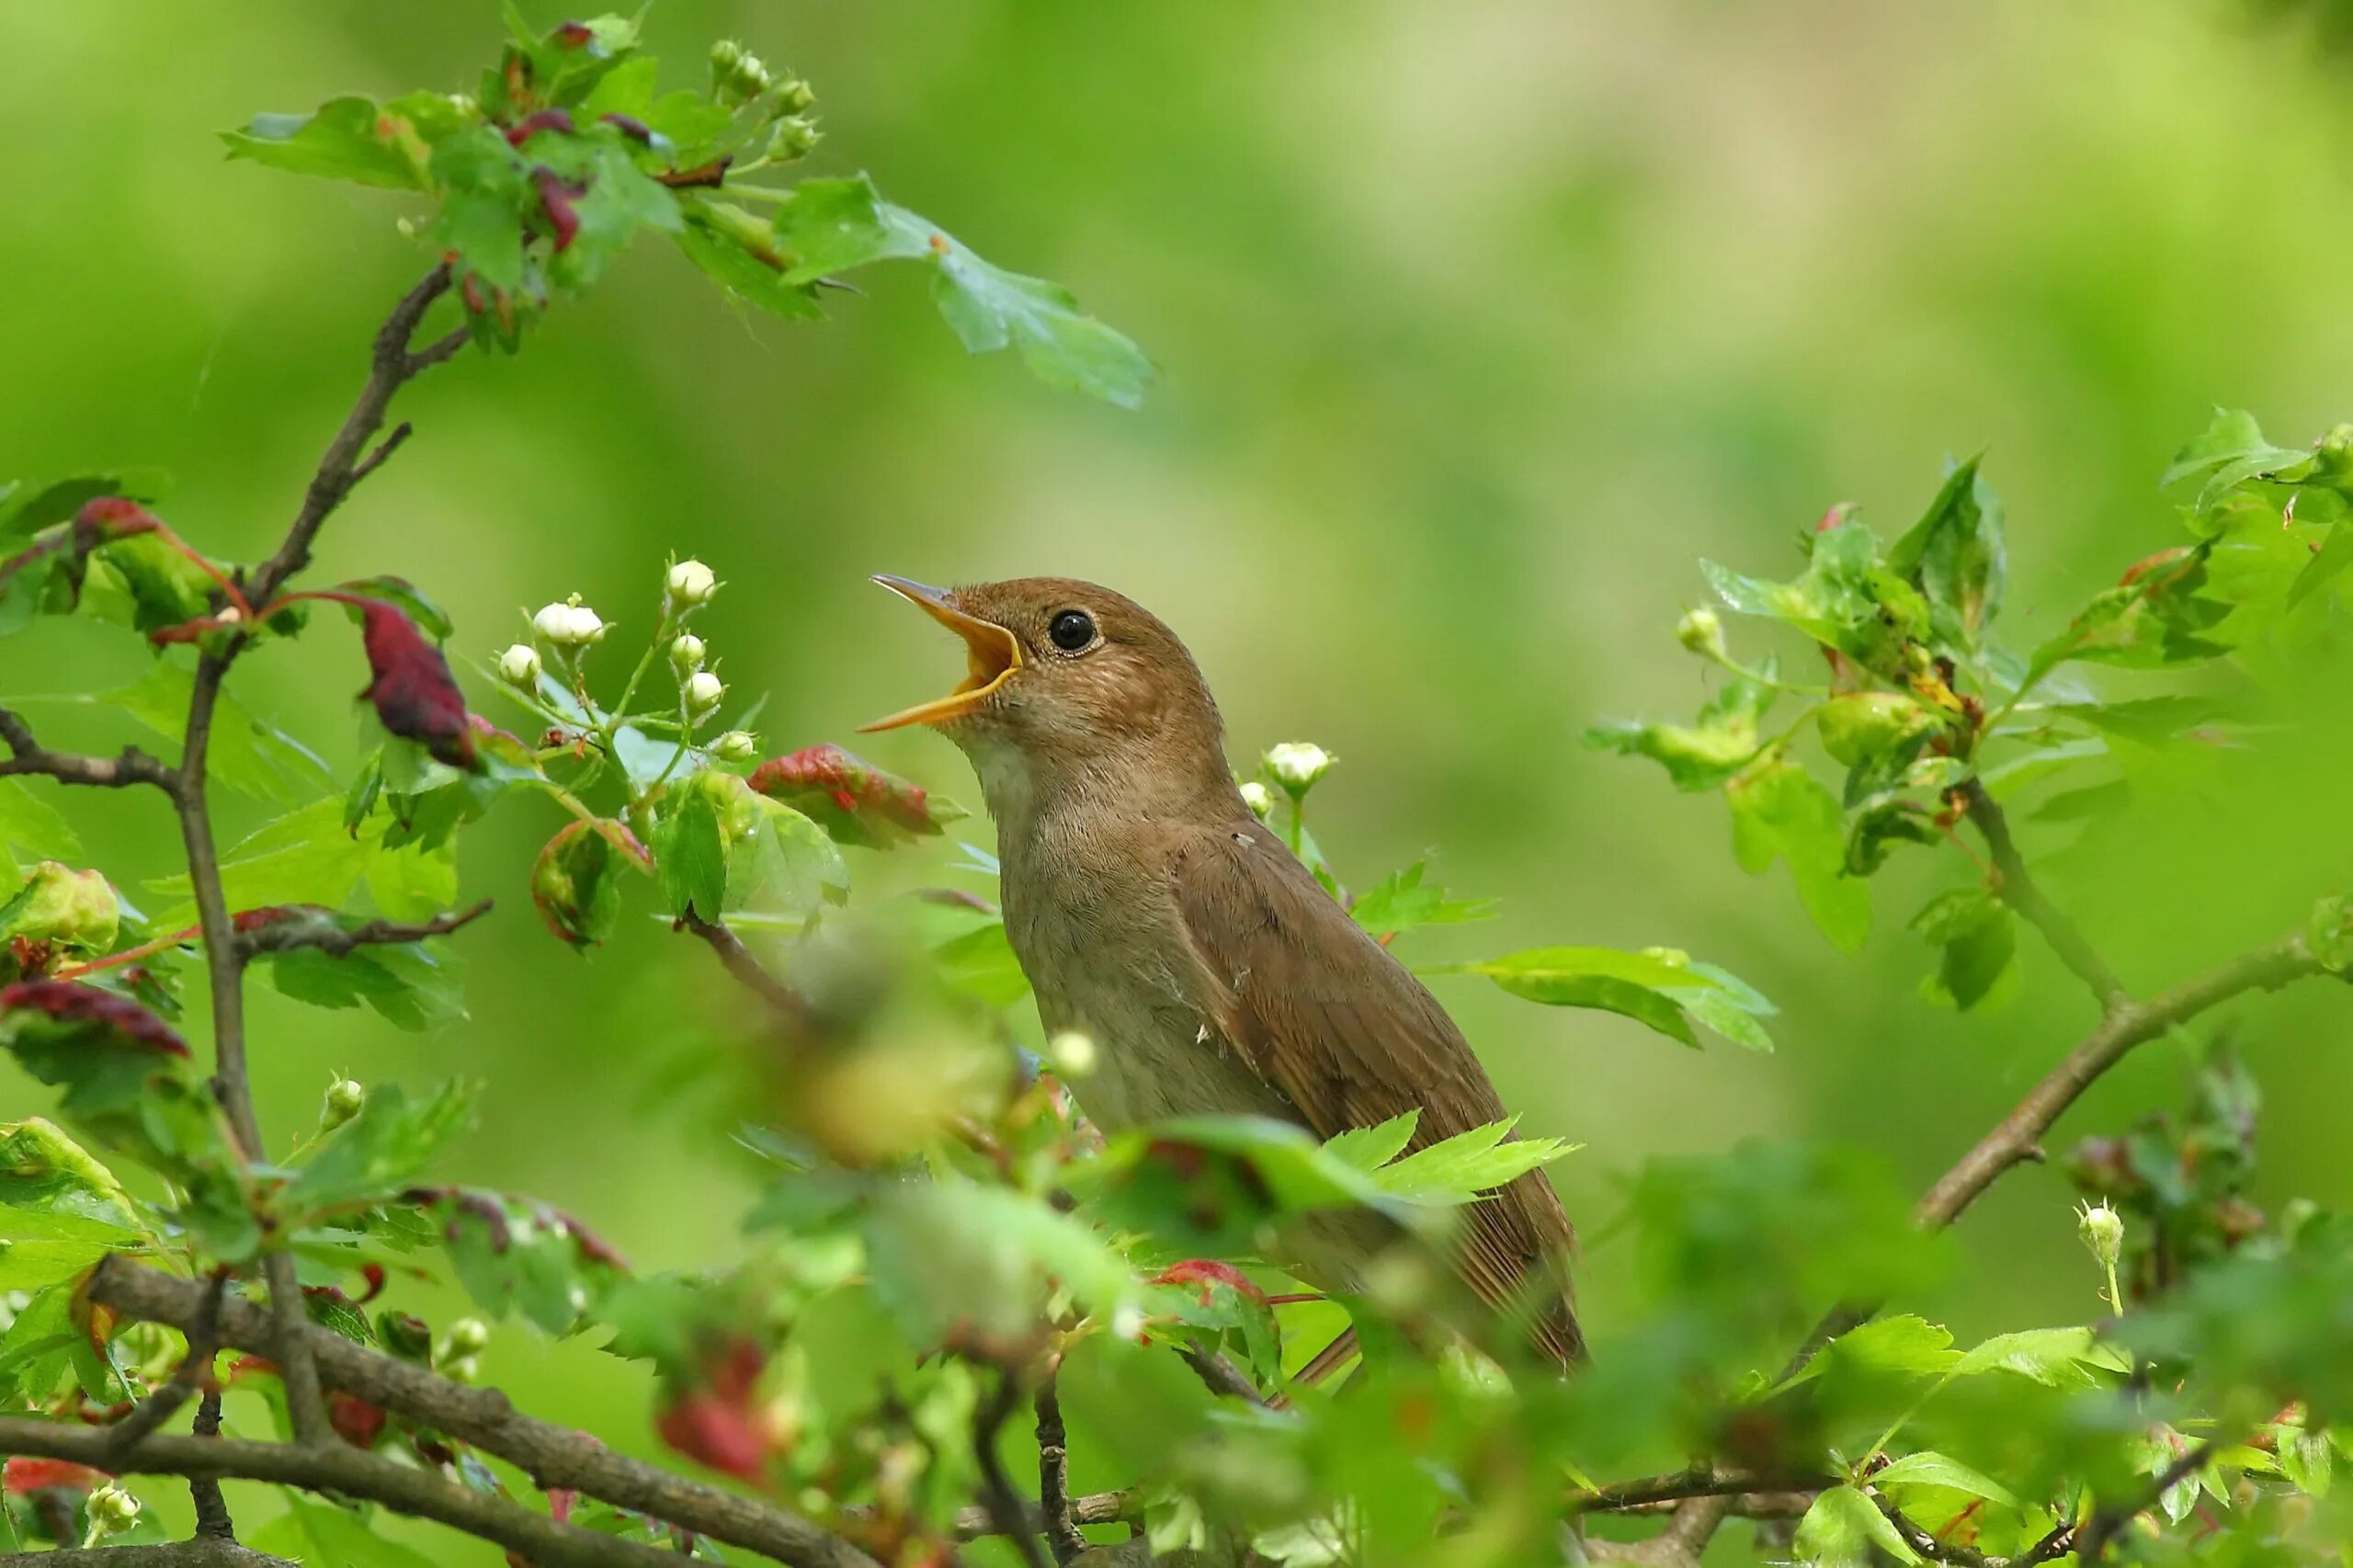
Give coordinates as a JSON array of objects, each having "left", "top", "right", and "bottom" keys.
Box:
[
  {"left": 85, "top": 1258, "right": 881, "bottom": 1568},
  {"left": 99, "top": 1274, "right": 231, "bottom": 1463},
  {"left": 678, "top": 911, "right": 818, "bottom": 1035},
  {"left": 1175, "top": 1343, "right": 1268, "bottom": 1407},
  {"left": 947, "top": 1490, "right": 1140, "bottom": 1540},
  {"left": 0, "top": 1416, "right": 700, "bottom": 1568},
  {"left": 1569, "top": 1469, "right": 1833, "bottom": 1515},
  {"left": 972, "top": 1371, "right": 1050, "bottom": 1568},
  {"left": 1033, "top": 1367, "right": 1089, "bottom": 1564},
  {"left": 0, "top": 707, "right": 177, "bottom": 793},
  {"left": 234, "top": 899, "right": 494, "bottom": 959},
  {"left": 1961, "top": 779, "right": 2128, "bottom": 1011},
  {"left": 188, "top": 1388, "right": 234, "bottom": 1542}
]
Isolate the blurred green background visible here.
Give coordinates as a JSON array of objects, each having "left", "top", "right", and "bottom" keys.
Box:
[{"left": 7, "top": 0, "right": 2353, "bottom": 1556}]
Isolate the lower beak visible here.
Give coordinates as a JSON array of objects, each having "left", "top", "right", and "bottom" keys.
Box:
[{"left": 859, "top": 575, "right": 1024, "bottom": 732}]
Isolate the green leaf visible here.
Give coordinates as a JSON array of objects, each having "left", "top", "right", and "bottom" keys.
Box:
[
  {"left": 653, "top": 791, "right": 728, "bottom": 918},
  {"left": 2020, "top": 542, "right": 2230, "bottom": 689},
  {"left": 1949, "top": 1325, "right": 2125, "bottom": 1387},
  {"left": 1794, "top": 1484, "right": 1920, "bottom": 1567},
  {"left": 865, "top": 1176, "right": 1140, "bottom": 1345},
  {"left": 1437, "top": 946, "right": 1774, "bottom": 1051},
  {"left": 1727, "top": 757, "right": 1871, "bottom": 950},
  {"left": 429, "top": 126, "right": 532, "bottom": 291},
  {"left": 423, "top": 1188, "right": 627, "bottom": 1335},
  {"left": 248, "top": 1493, "right": 440, "bottom": 1568},
  {"left": 266, "top": 942, "right": 466, "bottom": 1033},
  {"left": 147, "top": 797, "right": 457, "bottom": 929},
  {"left": 222, "top": 97, "right": 428, "bottom": 191},
  {"left": 0, "top": 471, "right": 170, "bottom": 544},
  {"left": 81, "top": 534, "right": 218, "bottom": 633},
  {"left": 1368, "top": 1119, "right": 1576, "bottom": 1204},
  {"left": 1585, "top": 672, "right": 1772, "bottom": 792},
  {"left": 0, "top": 1119, "right": 144, "bottom": 1235},
  {"left": 1909, "top": 889, "right": 2016, "bottom": 1011},
  {"left": 725, "top": 796, "right": 848, "bottom": 919},
  {"left": 1872, "top": 1451, "right": 2019, "bottom": 1508},
  {"left": 2289, "top": 513, "right": 2353, "bottom": 608},
  {"left": 2162, "top": 407, "right": 2314, "bottom": 514},
  {"left": 282, "top": 1082, "right": 477, "bottom": 1216},
  {"left": 1703, "top": 514, "right": 1928, "bottom": 676},
  {"left": 99, "top": 663, "right": 335, "bottom": 805},
  {"left": 931, "top": 919, "right": 1031, "bottom": 1007},
  {"left": 673, "top": 211, "right": 824, "bottom": 321},
  {"left": 1323, "top": 1111, "right": 1419, "bottom": 1174},
  {"left": 879, "top": 201, "right": 1152, "bottom": 407},
  {"left": 767, "top": 176, "right": 922, "bottom": 283},
  {"left": 1347, "top": 863, "right": 1497, "bottom": 938},
  {"left": 1888, "top": 456, "right": 2006, "bottom": 650},
  {"left": 336, "top": 576, "right": 454, "bottom": 642},
  {"left": 0, "top": 779, "right": 80, "bottom": 860},
  {"left": 1781, "top": 1314, "right": 1959, "bottom": 1391}
]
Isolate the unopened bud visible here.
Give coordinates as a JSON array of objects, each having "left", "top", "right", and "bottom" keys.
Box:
[
  {"left": 669, "top": 633, "right": 707, "bottom": 673},
  {"left": 768, "top": 116, "right": 822, "bottom": 160},
  {"left": 775, "top": 77, "right": 815, "bottom": 114},
  {"left": 534, "top": 595, "right": 606, "bottom": 647},
  {"left": 445, "top": 1316, "right": 492, "bottom": 1357},
  {"left": 1237, "top": 779, "right": 1275, "bottom": 820},
  {"left": 86, "top": 1484, "right": 139, "bottom": 1534},
  {"left": 685, "top": 670, "right": 726, "bottom": 717},
  {"left": 496, "top": 643, "right": 542, "bottom": 687},
  {"left": 710, "top": 730, "right": 759, "bottom": 762},
  {"left": 1262, "top": 742, "right": 1333, "bottom": 796},
  {"left": 1048, "top": 1030, "right": 1097, "bottom": 1077},
  {"left": 10, "top": 862, "right": 119, "bottom": 958},
  {"left": 1675, "top": 607, "right": 1726, "bottom": 660},
  {"left": 665, "top": 558, "right": 719, "bottom": 608},
  {"left": 321, "top": 1078, "right": 366, "bottom": 1131},
  {"left": 2077, "top": 1199, "right": 2124, "bottom": 1270}
]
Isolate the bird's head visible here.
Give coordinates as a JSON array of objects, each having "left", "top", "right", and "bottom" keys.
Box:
[{"left": 861, "top": 574, "right": 1237, "bottom": 816}]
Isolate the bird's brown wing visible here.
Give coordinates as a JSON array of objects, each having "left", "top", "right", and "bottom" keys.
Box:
[{"left": 1162, "top": 819, "right": 1583, "bottom": 1365}]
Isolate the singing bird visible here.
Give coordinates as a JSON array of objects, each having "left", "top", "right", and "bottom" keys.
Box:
[{"left": 863, "top": 574, "right": 1582, "bottom": 1368}]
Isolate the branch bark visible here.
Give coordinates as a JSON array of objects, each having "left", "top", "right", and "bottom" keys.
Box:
[
  {"left": 0, "top": 708, "right": 178, "bottom": 794},
  {"left": 1033, "top": 1369, "right": 1090, "bottom": 1564},
  {"left": 234, "top": 900, "right": 494, "bottom": 959},
  {"left": 972, "top": 1371, "right": 1050, "bottom": 1568},
  {"left": 0, "top": 1542, "right": 298, "bottom": 1567},
  {"left": 0, "top": 1416, "right": 693, "bottom": 1568},
  {"left": 678, "top": 911, "right": 818, "bottom": 1035},
  {"left": 85, "top": 1259, "right": 881, "bottom": 1568}
]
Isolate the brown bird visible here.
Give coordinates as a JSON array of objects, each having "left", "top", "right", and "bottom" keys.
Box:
[{"left": 863, "top": 574, "right": 1582, "bottom": 1369}]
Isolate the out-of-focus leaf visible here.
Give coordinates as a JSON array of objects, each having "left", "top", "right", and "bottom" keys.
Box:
[
  {"left": 865, "top": 1177, "right": 1138, "bottom": 1347},
  {"left": 0, "top": 471, "right": 170, "bottom": 544},
  {"left": 2020, "top": 542, "right": 2231, "bottom": 691},
  {"left": 1727, "top": 757, "right": 1871, "bottom": 951},
  {"left": 100, "top": 663, "right": 335, "bottom": 806},
  {"left": 281, "top": 1082, "right": 477, "bottom": 1216},
  {"left": 1910, "top": 888, "right": 2017, "bottom": 1011},
  {"left": 248, "top": 1493, "right": 440, "bottom": 1568},
  {"left": 931, "top": 919, "right": 1030, "bottom": 1007},
  {"left": 416, "top": 1187, "right": 628, "bottom": 1335},
  {"left": 0, "top": 780, "right": 79, "bottom": 860},
  {"left": 1872, "top": 1451, "right": 2019, "bottom": 1508},
  {"left": 222, "top": 97, "right": 429, "bottom": 190},
  {"left": 1794, "top": 1483, "right": 1920, "bottom": 1567},
  {"left": 146, "top": 797, "right": 457, "bottom": 929},
  {"left": 2162, "top": 407, "right": 2314, "bottom": 514}
]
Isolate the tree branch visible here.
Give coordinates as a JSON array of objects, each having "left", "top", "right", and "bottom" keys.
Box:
[
  {"left": 188, "top": 1388, "right": 234, "bottom": 1543},
  {"left": 678, "top": 911, "right": 818, "bottom": 1036},
  {"left": 949, "top": 1490, "right": 1140, "bottom": 1540},
  {"left": 2075, "top": 1440, "right": 2213, "bottom": 1562},
  {"left": 98, "top": 1274, "right": 230, "bottom": 1464},
  {"left": 234, "top": 900, "right": 494, "bottom": 959},
  {"left": 85, "top": 1259, "right": 881, "bottom": 1568},
  {"left": 1961, "top": 779, "right": 2127, "bottom": 1012},
  {"left": 1033, "top": 1367, "right": 1089, "bottom": 1564},
  {"left": 5, "top": 1542, "right": 297, "bottom": 1567},
  {"left": 972, "top": 1370, "right": 1050, "bottom": 1568},
  {"left": 0, "top": 1416, "right": 695, "bottom": 1568},
  {"left": 0, "top": 707, "right": 177, "bottom": 794}
]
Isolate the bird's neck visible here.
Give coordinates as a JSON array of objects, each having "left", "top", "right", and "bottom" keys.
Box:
[{"left": 961, "top": 730, "right": 1245, "bottom": 850}]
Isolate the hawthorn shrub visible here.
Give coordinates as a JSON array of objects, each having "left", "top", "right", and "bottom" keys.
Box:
[{"left": 3, "top": 12, "right": 2352, "bottom": 1568}]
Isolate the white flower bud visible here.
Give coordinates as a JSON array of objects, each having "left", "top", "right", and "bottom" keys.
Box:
[
  {"left": 534, "top": 595, "right": 607, "bottom": 647},
  {"left": 665, "top": 558, "right": 719, "bottom": 608},
  {"left": 711, "top": 730, "right": 759, "bottom": 761},
  {"left": 1048, "top": 1030, "right": 1097, "bottom": 1077},
  {"left": 685, "top": 670, "right": 726, "bottom": 716},
  {"left": 669, "top": 633, "right": 707, "bottom": 673},
  {"left": 1238, "top": 780, "right": 1275, "bottom": 820},
  {"left": 532, "top": 601, "right": 574, "bottom": 641},
  {"left": 1263, "top": 742, "right": 1334, "bottom": 795},
  {"left": 445, "top": 1317, "right": 492, "bottom": 1357},
  {"left": 2077, "top": 1199, "right": 2125, "bottom": 1270},
  {"left": 496, "top": 643, "right": 542, "bottom": 687},
  {"left": 563, "top": 604, "right": 607, "bottom": 644}
]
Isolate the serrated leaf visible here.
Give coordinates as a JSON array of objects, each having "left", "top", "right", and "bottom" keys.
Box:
[
  {"left": 1347, "top": 863, "right": 1497, "bottom": 938},
  {"left": 99, "top": 663, "right": 335, "bottom": 806},
  {"left": 281, "top": 1082, "right": 477, "bottom": 1216},
  {"left": 146, "top": 797, "right": 457, "bottom": 929},
  {"left": 1795, "top": 1484, "right": 1920, "bottom": 1567},
  {"left": 422, "top": 1188, "right": 627, "bottom": 1335},
  {"left": 1888, "top": 455, "right": 2006, "bottom": 650},
  {"left": 1584, "top": 672, "right": 1773, "bottom": 793},
  {"left": 1323, "top": 1111, "right": 1420, "bottom": 1174},
  {"left": 266, "top": 941, "right": 466, "bottom": 1033},
  {"left": 1949, "top": 1325, "right": 2123, "bottom": 1387},
  {"left": 1873, "top": 1450, "right": 2019, "bottom": 1507},
  {"left": 222, "top": 97, "right": 428, "bottom": 191},
  {"left": 653, "top": 790, "right": 728, "bottom": 918},
  {"left": 1368, "top": 1119, "right": 1575, "bottom": 1204},
  {"left": 1910, "top": 888, "right": 2016, "bottom": 1011},
  {"left": 1780, "top": 1314, "right": 1961, "bottom": 1391},
  {"left": 0, "top": 780, "right": 80, "bottom": 860},
  {"left": 1727, "top": 757, "right": 1870, "bottom": 950}
]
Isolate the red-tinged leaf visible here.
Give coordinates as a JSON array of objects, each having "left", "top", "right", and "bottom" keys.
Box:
[
  {"left": 357, "top": 600, "right": 478, "bottom": 770},
  {"left": 71, "top": 497, "right": 162, "bottom": 542},
  {"left": 529, "top": 819, "right": 651, "bottom": 948},
  {"left": 1152, "top": 1258, "right": 1267, "bottom": 1307},
  {"left": 655, "top": 1336, "right": 770, "bottom": 1480},
  {"left": 0, "top": 980, "right": 189, "bottom": 1057},
  {"left": 505, "top": 108, "right": 576, "bottom": 147},
  {"left": 551, "top": 19, "right": 595, "bottom": 48},
  {"left": 233, "top": 903, "right": 336, "bottom": 934},
  {"left": 3, "top": 1458, "right": 108, "bottom": 1494},
  {"left": 535, "top": 167, "right": 582, "bottom": 251},
  {"left": 746, "top": 744, "right": 967, "bottom": 848},
  {"left": 328, "top": 1391, "right": 388, "bottom": 1449}
]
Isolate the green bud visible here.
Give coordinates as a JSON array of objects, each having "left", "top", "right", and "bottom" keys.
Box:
[
  {"left": 86, "top": 1484, "right": 140, "bottom": 1534},
  {"left": 1262, "top": 742, "right": 1334, "bottom": 796},
  {"left": 444, "top": 1316, "right": 492, "bottom": 1357},
  {"left": 1675, "top": 607, "right": 1727, "bottom": 661},
  {"left": 710, "top": 730, "right": 759, "bottom": 763},
  {"left": 2076, "top": 1199, "right": 2124, "bottom": 1270},
  {"left": 767, "top": 116, "right": 822, "bottom": 161},
  {"left": 1817, "top": 692, "right": 1933, "bottom": 768},
  {"left": 669, "top": 633, "right": 708, "bottom": 674},
  {"left": 775, "top": 77, "right": 816, "bottom": 114},
  {"left": 6, "top": 862, "right": 119, "bottom": 958},
  {"left": 321, "top": 1078, "right": 366, "bottom": 1131},
  {"left": 1237, "top": 779, "right": 1275, "bottom": 820}
]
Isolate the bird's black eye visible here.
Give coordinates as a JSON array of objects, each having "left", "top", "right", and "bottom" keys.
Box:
[{"left": 1048, "top": 608, "right": 1096, "bottom": 652}]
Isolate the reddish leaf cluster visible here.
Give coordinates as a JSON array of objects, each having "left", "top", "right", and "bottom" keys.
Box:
[
  {"left": 3, "top": 1458, "right": 108, "bottom": 1494},
  {"left": 505, "top": 108, "right": 576, "bottom": 146},
  {"left": 0, "top": 980, "right": 189, "bottom": 1057},
  {"left": 71, "top": 497, "right": 162, "bottom": 543},
  {"left": 746, "top": 744, "right": 962, "bottom": 848},
  {"left": 1152, "top": 1258, "right": 1267, "bottom": 1307},
  {"left": 534, "top": 167, "right": 584, "bottom": 252},
  {"left": 654, "top": 1336, "right": 770, "bottom": 1481},
  {"left": 328, "top": 1392, "right": 388, "bottom": 1449},
  {"left": 357, "top": 599, "right": 479, "bottom": 769}
]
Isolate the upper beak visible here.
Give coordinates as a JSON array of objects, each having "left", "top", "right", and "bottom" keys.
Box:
[{"left": 859, "top": 575, "right": 1024, "bottom": 732}]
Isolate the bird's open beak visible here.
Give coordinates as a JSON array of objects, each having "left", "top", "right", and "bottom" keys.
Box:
[{"left": 859, "top": 575, "right": 1024, "bottom": 732}]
